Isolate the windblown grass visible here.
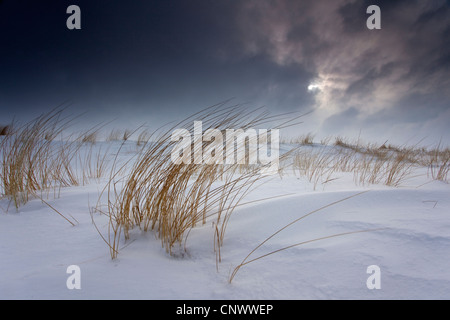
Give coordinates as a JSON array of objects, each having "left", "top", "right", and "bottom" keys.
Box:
[
  {"left": 281, "top": 132, "right": 315, "bottom": 145},
  {"left": 106, "top": 129, "right": 122, "bottom": 142},
  {"left": 0, "top": 125, "right": 11, "bottom": 136},
  {"left": 425, "top": 143, "right": 450, "bottom": 182},
  {"left": 228, "top": 191, "right": 379, "bottom": 283},
  {"left": 0, "top": 108, "right": 114, "bottom": 210},
  {"left": 81, "top": 131, "right": 98, "bottom": 144},
  {"left": 293, "top": 136, "right": 449, "bottom": 189},
  {"left": 293, "top": 147, "right": 334, "bottom": 190},
  {"left": 96, "top": 102, "right": 301, "bottom": 260},
  {"left": 78, "top": 143, "right": 111, "bottom": 184},
  {"left": 106, "top": 128, "right": 135, "bottom": 143},
  {"left": 136, "top": 129, "right": 151, "bottom": 147},
  {"left": 0, "top": 108, "right": 83, "bottom": 208}
]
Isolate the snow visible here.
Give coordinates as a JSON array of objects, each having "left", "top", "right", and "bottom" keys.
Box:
[{"left": 1, "top": 141, "right": 449, "bottom": 300}]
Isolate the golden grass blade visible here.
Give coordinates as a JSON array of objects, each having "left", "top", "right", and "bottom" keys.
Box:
[
  {"left": 31, "top": 191, "right": 77, "bottom": 227},
  {"left": 229, "top": 190, "right": 369, "bottom": 282},
  {"left": 229, "top": 227, "right": 387, "bottom": 283}
]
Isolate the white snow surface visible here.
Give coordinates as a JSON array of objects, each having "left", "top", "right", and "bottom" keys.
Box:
[{"left": 1, "top": 142, "right": 449, "bottom": 300}]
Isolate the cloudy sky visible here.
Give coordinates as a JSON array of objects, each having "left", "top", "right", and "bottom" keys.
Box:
[{"left": 0, "top": 0, "right": 449, "bottom": 146}]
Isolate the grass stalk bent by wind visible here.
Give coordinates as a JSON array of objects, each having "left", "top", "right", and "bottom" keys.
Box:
[{"left": 99, "top": 103, "right": 301, "bottom": 260}]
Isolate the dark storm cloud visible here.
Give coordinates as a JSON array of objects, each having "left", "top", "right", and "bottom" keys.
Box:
[
  {"left": 0, "top": 0, "right": 314, "bottom": 130},
  {"left": 0, "top": 0, "right": 449, "bottom": 144}
]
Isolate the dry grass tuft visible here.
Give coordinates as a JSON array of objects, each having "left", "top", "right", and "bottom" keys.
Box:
[
  {"left": 122, "top": 129, "right": 132, "bottom": 141},
  {"left": 0, "top": 125, "right": 11, "bottom": 136},
  {"left": 282, "top": 132, "right": 315, "bottom": 145},
  {"left": 424, "top": 143, "right": 450, "bottom": 182},
  {"left": 97, "top": 102, "right": 300, "bottom": 261},
  {"left": 107, "top": 128, "right": 134, "bottom": 142},
  {"left": 0, "top": 107, "right": 113, "bottom": 210},
  {"left": 292, "top": 137, "right": 441, "bottom": 188},
  {"left": 136, "top": 130, "right": 151, "bottom": 147},
  {"left": 81, "top": 131, "right": 98, "bottom": 144},
  {"left": 106, "top": 129, "right": 122, "bottom": 142},
  {"left": 0, "top": 108, "right": 83, "bottom": 209}
]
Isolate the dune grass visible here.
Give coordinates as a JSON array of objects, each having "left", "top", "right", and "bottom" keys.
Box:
[
  {"left": 425, "top": 143, "right": 450, "bottom": 182},
  {"left": 0, "top": 108, "right": 115, "bottom": 210},
  {"left": 228, "top": 191, "right": 373, "bottom": 282},
  {"left": 0, "top": 125, "right": 11, "bottom": 136},
  {"left": 292, "top": 136, "right": 449, "bottom": 190},
  {"left": 95, "top": 102, "right": 300, "bottom": 260},
  {"left": 0, "top": 108, "right": 81, "bottom": 208}
]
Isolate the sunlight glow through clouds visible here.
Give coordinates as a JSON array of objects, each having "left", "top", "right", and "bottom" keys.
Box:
[{"left": 307, "top": 83, "right": 321, "bottom": 92}]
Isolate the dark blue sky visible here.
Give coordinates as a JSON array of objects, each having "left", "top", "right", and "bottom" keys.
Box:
[{"left": 1, "top": 0, "right": 449, "bottom": 146}]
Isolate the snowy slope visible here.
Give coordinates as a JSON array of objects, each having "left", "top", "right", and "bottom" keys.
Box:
[{"left": 1, "top": 142, "right": 449, "bottom": 300}]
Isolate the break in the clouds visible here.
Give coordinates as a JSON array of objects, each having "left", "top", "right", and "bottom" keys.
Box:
[
  {"left": 0, "top": 0, "right": 449, "bottom": 145},
  {"left": 232, "top": 0, "right": 450, "bottom": 143}
]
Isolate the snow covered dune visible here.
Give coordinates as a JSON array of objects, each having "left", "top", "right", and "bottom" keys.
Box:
[{"left": 1, "top": 172, "right": 449, "bottom": 299}]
